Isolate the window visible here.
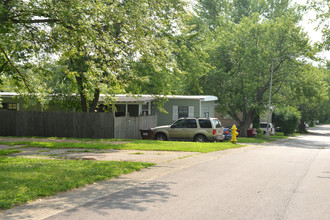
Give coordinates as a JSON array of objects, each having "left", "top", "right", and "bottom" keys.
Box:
[
  {"left": 142, "top": 104, "right": 149, "bottom": 116},
  {"left": 0, "top": 103, "right": 18, "bottom": 111},
  {"left": 115, "top": 104, "right": 126, "bottom": 117},
  {"left": 178, "top": 106, "right": 188, "bottom": 118},
  {"left": 173, "top": 106, "right": 194, "bottom": 121},
  {"left": 187, "top": 119, "right": 197, "bottom": 128},
  {"left": 172, "top": 119, "right": 188, "bottom": 128},
  {"left": 172, "top": 119, "right": 197, "bottom": 128},
  {"left": 203, "top": 106, "right": 210, "bottom": 117},
  {"left": 199, "top": 119, "right": 212, "bottom": 128},
  {"left": 128, "top": 104, "right": 139, "bottom": 117},
  {"left": 213, "top": 119, "right": 222, "bottom": 128}
]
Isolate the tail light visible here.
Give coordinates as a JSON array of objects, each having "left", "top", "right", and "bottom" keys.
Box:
[
  {"left": 213, "top": 129, "right": 216, "bottom": 135},
  {"left": 224, "top": 131, "right": 229, "bottom": 134}
]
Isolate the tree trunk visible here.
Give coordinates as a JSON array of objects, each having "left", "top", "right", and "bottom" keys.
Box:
[
  {"left": 89, "top": 89, "right": 100, "bottom": 112},
  {"left": 75, "top": 74, "right": 88, "bottom": 112},
  {"left": 238, "top": 109, "right": 256, "bottom": 137},
  {"left": 298, "top": 121, "right": 308, "bottom": 133}
]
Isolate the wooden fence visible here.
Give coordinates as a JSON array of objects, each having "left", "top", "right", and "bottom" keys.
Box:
[
  {"left": 114, "top": 115, "right": 157, "bottom": 139},
  {"left": 0, "top": 111, "right": 157, "bottom": 139},
  {"left": 0, "top": 111, "right": 114, "bottom": 138}
]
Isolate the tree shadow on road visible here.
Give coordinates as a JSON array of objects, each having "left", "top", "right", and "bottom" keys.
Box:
[
  {"left": 46, "top": 181, "right": 177, "bottom": 219},
  {"left": 268, "top": 134, "right": 330, "bottom": 149}
]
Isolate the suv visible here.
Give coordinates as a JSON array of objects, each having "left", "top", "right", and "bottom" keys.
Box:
[
  {"left": 260, "top": 122, "right": 276, "bottom": 135},
  {"left": 151, "top": 118, "right": 224, "bottom": 142}
]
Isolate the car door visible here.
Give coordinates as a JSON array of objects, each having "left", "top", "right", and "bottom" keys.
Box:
[{"left": 170, "top": 119, "right": 196, "bottom": 140}]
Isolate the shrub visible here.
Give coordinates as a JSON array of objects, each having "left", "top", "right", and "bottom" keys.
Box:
[{"left": 273, "top": 106, "right": 301, "bottom": 136}]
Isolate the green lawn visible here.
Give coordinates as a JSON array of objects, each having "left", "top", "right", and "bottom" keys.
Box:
[
  {"left": 0, "top": 139, "right": 244, "bottom": 153},
  {"left": 238, "top": 132, "right": 293, "bottom": 143},
  {"left": 0, "top": 156, "right": 154, "bottom": 210},
  {"left": 0, "top": 133, "right": 294, "bottom": 153},
  {"left": 0, "top": 149, "right": 22, "bottom": 156}
]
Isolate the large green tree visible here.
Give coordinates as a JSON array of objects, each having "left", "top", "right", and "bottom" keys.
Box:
[
  {"left": 201, "top": 5, "right": 313, "bottom": 136},
  {"left": 1, "top": 0, "right": 188, "bottom": 111},
  {"left": 274, "top": 64, "right": 329, "bottom": 133}
]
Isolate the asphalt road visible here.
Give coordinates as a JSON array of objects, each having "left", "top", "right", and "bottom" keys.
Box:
[{"left": 3, "top": 125, "right": 330, "bottom": 220}]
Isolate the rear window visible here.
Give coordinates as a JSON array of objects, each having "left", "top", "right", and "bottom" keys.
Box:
[
  {"left": 213, "top": 119, "right": 222, "bottom": 128},
  {"left": 260, "top": 123, "right": 267, "bottom": 128},
  {"left": 198, "top": 119, "right": 212, "bottom": 128}
]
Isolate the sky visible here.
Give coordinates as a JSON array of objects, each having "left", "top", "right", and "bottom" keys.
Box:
[{"left": 295, "top": 0, "right": 329, "bottom": 61}]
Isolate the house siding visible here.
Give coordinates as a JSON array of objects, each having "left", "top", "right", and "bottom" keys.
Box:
[
  {"left": 156, "top": 99, "right": 200, "bottom": 126},
  {"left": 156, "top": 99, "right": 216, "bottom": 126},
  {"left": 201, "top": 101, "right": 215, "bottom": 118}
]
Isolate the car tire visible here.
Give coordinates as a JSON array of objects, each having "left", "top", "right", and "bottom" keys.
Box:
[
  {"left": 155, "top": 133, "right": 167, "bottom": 141},
  {"left": 194, "top": 134, "right": 207, "bottom": 142}
]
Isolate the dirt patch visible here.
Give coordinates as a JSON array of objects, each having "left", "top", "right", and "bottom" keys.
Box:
[{"left": 1, "top": 141, "right": 198, "bottom": 164}]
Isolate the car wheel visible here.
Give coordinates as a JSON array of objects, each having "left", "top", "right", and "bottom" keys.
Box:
[
  {"left": 194, "top": 134, "right": 207, "bottom": 142},
  {"left": 155, "top": 133, "right": 167, "bottom": 141}
]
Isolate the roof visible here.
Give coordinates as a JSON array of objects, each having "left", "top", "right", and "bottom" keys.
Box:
[
  {"left": 0, "top": 92, "right": 19, "bottom": 98},
  {"left": 0, "top": 92, "right": 218, "bottom": 102},
  {"left": 111, "top": 95, "right": 218, "bottom": 102},
  {"left": 112, "top": 95, "right": 155, "bottom": 104},
  {"left": 164, "top": 95, "right": 218, "bottom": 102}
]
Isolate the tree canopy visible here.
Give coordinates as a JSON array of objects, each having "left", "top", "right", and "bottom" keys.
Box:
[{"left": 1, "top": 0, "right": 188, "bottom": 111}]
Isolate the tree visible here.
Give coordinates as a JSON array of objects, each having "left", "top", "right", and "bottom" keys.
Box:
[
  {"left": 1, "top": 0, "right": 189, "bottom": 111},
  {"left": 278, "top": 64, "right": 329, "bottom": 132},
  {"left": 124, "top": 14, "right": 211, "bottom": 96},
  {"left": 202, "top": 8, "right": 313, "bottom": 136},
  {"left": 273, "top": 106, "right": 301, "bottom": 135}
]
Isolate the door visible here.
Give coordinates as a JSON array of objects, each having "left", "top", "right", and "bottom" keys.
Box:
[{"left": 170, "top": 119, "right": 197, "bottom": 140}]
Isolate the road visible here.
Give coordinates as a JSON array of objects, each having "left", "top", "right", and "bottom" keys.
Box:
[{"left": 3, "top": 125, "right": 330, "bottom": 220}]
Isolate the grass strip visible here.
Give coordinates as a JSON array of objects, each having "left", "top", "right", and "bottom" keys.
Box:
[
  {"left": 0, "top": 150, "right": 22, "bottom": 156},
  {"left": 238, "top": 132, "right": 292, "bottom": 143},
  {"left": 0, "top": 140, "right": 244, "bottom": 153},
  {"left": 0, "top": 157, "right": 154, "bottom": 210}
]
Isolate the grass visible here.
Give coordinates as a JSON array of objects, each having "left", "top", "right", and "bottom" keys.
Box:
[
  {"left": 238, "top": 132, "right": 293, "bottom": 143},
  {"left": 0, "top": 149, "right": 22, "bottom": 156},
  {"left": 0, "top": 140, "right": 244, "bottom": 153},
  {"left": 0, "top": 131, "right": 297, "bottom": 155},
  {"left": 0, "top": 157, "right": 154, "bottom": 210},
  {"left": 0, "top": 133, "right": 294, "bottom": 153}
]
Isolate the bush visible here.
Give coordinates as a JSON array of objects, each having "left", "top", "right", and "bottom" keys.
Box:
[{"left": 272, "top": 106, "right": 301, "bottom": 136}]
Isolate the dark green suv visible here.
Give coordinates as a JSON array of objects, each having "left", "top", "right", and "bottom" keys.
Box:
[{"left": 151, "top": 118, "right": 224, "bottom": 142}]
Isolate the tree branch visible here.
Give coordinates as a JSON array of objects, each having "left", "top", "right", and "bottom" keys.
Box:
[{"left": 0, "top": 48, "right": 32, "bottom": 93}]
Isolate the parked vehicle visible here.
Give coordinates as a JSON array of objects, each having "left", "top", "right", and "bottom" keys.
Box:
[
  {"left": 225, "top": 125, "right": 256, "bottom": 138},
  {"left": 225, "top": 125, "right": 240, "bottom": 135},
  {"left": 151, "top": 118, "right": 224, "bottom": 142},
  {"left": 260, "top": 122, "right": 276, "bottom": 135},
  {"left": 223, "top": 127, "right": 232, "bottom": 140}
]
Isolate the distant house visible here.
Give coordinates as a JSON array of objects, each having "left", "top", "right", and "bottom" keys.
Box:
[
  {"left": 97, "top": 94, "right": 218, "bottom": 126},
  {"left": 155, "top": 95, "right": 218, "bottom": 126},
  {"left": 0, "top": 92, "right": 218, "bottom": 138},
  {"left": 0, "top": 92, "right": 21, "bottom": 111}
]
